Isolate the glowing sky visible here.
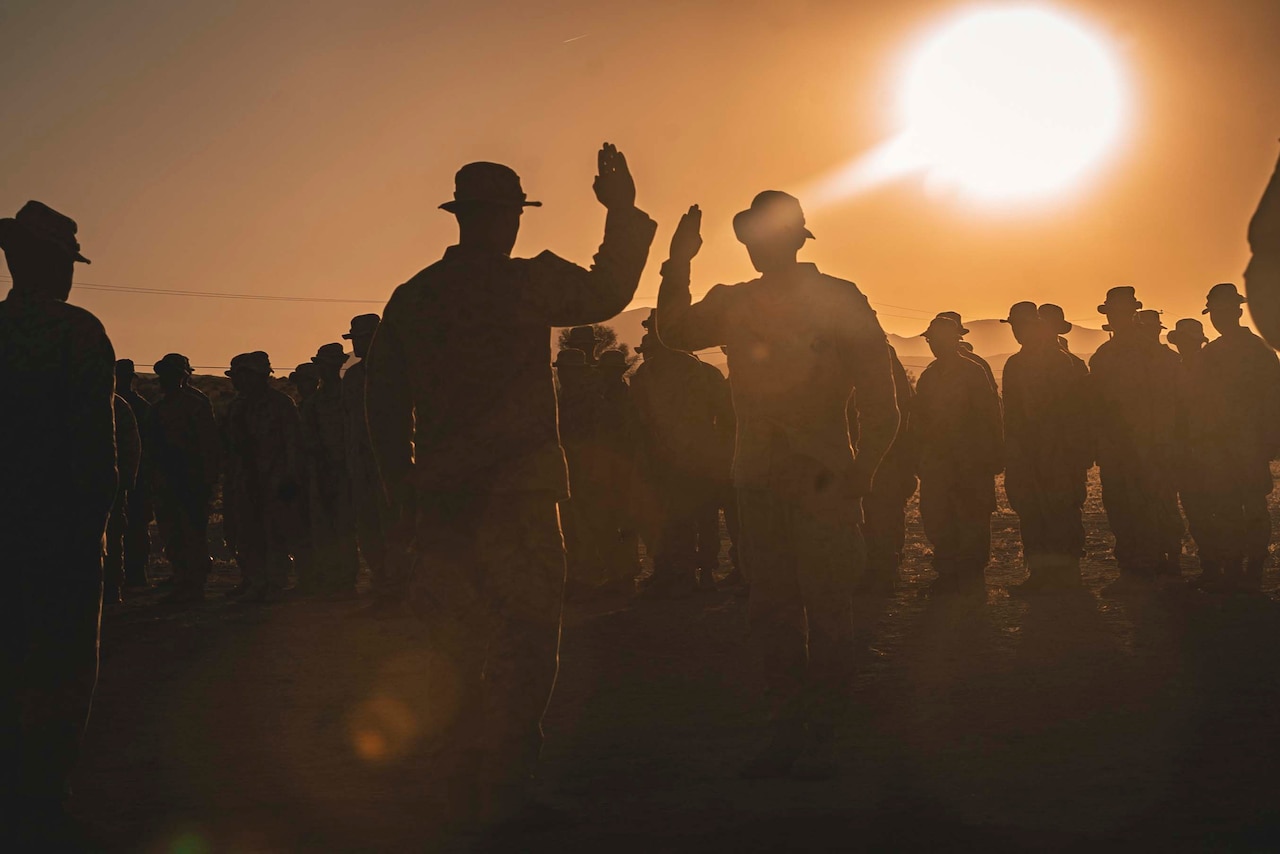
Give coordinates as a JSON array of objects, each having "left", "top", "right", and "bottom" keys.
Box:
[{"left": 2, "top": 0, "right": 1278, "bottom": 369}]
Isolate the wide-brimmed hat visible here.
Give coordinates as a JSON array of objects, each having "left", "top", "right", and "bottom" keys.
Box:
[
  {"left": 1098, "top": 286, "right": 1142, "bottom": 315},
  {"left": 439, "top": 162, "right": 542, "bottom": 213},
  {"left": 0, "top": 200, "right": 90, "bottom": 263},
  {"left": 598, "top": 349, "right": 628, "bottom": 371},
  {"left": 732, "top": 191, "right": 815, "bottom": 245},
  {"left": 154, "top": 353, "right": 194, "bottom": 376},
  {"left": 1135, "top": 309, "right": 1166, "bottom": 330},
  {"left": 1001, "top": 301, "right": 1040, "bottom": 326},
  {"left": 1038, "top": 304, "right": 1073, "bottom": 335},
  {"left": 311, "top": 343, "right": 349, "bottom": 366},
  {"left": 935, "top": 311, "right": 970, "bottom": 335},
  {"left": 227, "top": 351, "right": 273, "bottom": 377},
  {"left": 1166, "top": 318, "right": 1208, "bottom": 346},
  {"left": 920, "top": 316, "right": 963, "bottom": 340},
  {"left": 565, "top": 325, "right": 598, "bottom": 347},
  {"left": 1202, "top": 282, "right": 1246, "bottom": 314},
  {"left": 342, "top": 313, "right": 380, "bottom": 340},
  {"left": 289, "top": 362, "right": 320, "bottom": 382},
  {"left": 115, "top": 359, "right": 138, "bottom": 379},
  {"left": 553, "top": 348, "right": 589, "bottom": 369},
  {"left": 641, "top": 309, "right": 656, "bottom": 332}
]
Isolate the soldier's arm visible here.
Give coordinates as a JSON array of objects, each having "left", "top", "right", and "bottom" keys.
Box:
[
  {"left": 114, "top": 397, "right": 141, "bottom": 491},
  {"left": 656, "top": 257, "right": 735, "bottom": 353},
  {"left": 521, "top": 204, "right": 657, "bottom": 328},
  {"left": 365, "top": 295, "right": 415, "bottom": 511},
  {"left": 847, "top": 324, "right": 900, "bottom": 497},
  {"left": 73, "top": 322, "right": 119, "bottom": 522}
]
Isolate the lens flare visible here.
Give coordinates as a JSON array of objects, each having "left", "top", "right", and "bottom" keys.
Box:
[{"left": 812, "top": 5, "right": 1130, "bottom": 207}]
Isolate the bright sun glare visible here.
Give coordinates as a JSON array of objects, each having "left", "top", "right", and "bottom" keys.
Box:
[{"left": 817, "top": 5, "right": 1129, "bottom": 206}]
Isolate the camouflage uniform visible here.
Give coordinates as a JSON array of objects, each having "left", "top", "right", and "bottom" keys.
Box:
[
  {"left": 301, "top": 373, "right": 359, "bottom": 595},
  {"left": 223, "top": 385, "right": 307, "bottom": 597},
  {"left": 0, "top": 289, "right": 116, "bottom": 820},
  {"left": 365, "top": 196, "right": 656, "bottom": 807},
  {"left": 104, "top": 395, "right": 141, "bottom": 599},
  {"left": 912, "top": 344, "right": 1003, "bottom": 590},
  {"left": 147, "top": 384, "right": 220, "bottom": 597},
  {"left": 1088, "top": 330, "right": 1182, "bottom": 578},
  {"left": 1002, "top": 338, "right": 1091, "bottom": 583},
  {"left": 342, "top": 357, "right": 395, "bottom": 600},
  {"left": 859, "top": 348, "right": 917, "bottom": 590},
  {"left": 1196, "top": 325, "right": 1280, "bottom": 585},
  {"left": 658, "top": 258, "right": 899, "bottom": 735}
]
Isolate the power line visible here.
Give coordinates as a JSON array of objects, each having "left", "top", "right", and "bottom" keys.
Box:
[{"left": 0, "top": 275, "right": 386, "bottom": 305}]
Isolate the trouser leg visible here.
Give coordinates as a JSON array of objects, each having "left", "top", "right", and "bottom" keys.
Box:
[
  {"left": 123, "top": 489, "right": 153, "bottom": 587},
  {"left": 104, "top": 493, "right": 127, "bottom": 596}
]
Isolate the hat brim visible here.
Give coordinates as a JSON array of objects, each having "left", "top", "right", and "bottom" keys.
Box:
[
  {"left": 1099, "top": 301, "right": 1142, "bottom": 314},
  {"left": 439, "top": 199, "right": 542, "bottom": 213},
  {"left": 1203, "top": 297, "right": 1246, "bottom": 314},
  {"left": 0, "top": 217, "right": 91, "bottom": 263}
]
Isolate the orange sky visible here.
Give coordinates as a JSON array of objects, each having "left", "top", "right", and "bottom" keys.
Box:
[{"left": 2, "top": 0, "right": 1278, "bottom": 370}]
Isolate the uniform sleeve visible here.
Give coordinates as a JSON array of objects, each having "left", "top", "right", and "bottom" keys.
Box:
[
  {"left": 972, "top": 367, "right": 1005, "bottom": 475},
  {"left": 846, "top": 320, "right": 900, "bottom": 487},
  {"left": 656, "top": 259, "right": 734, "bottom": 352},
  {"left": 114, "top": 396, "right": 142, "bottom": 491},
  {"left": 73, "top": 323, "right": 119, "bottom": 521},
  {"left": 521, "top": 206, "right": 657, "bottom": 327},
  {"left": 365, "top": 292, "right": 415, "bottom": 508}
]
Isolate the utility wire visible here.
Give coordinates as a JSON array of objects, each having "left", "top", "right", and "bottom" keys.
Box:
[{"left": 0, "top": 275, "right": 386, "bottom": 305}]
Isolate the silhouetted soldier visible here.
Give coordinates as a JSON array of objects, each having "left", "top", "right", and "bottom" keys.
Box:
[
  {"left": 564, "top": 325, "right": 601, "bottom": 366},
  {"left": 148, "top": 353, "right": 220, "bottom": 604},
  {"left": 591, "top": 348, "right": 643, "bottom": 593},
  {"left": 1001, "top": 302, "right": 1091, "bottom": 594},
  {"left": 1167, "top": 318, "right": 1216, "bottom": 585},
  {"left": 695, "top": 351, "right": 736, "bottom": 591},
  {"left": 937, "top": 311, "right": 998, "bottom": 393},
  {"left": 223, "top": 351, "right": 307, "bottom": 603},
  {"left": 1088, "top": 288, "right": 1181, "bottom": 590},
  {"left": 289, "top": 362, "right": 320, "bottom": 404},
  {"left": 1197, "top": 283, "right": 1280, "bottom": 591},
  {"left": 0, "top": 201, "right": 114, "bottom": 842},
  {"left": 1244, "top": 149, "right": 1280, "bottom": 347},
  {"left": 301, "top": 343, "right": 360, "bottom": 598},
  {"left": 115, "top": 359, "right": 154, "bottom": 588},
  {"left": 285, "top": 362, "right": 320, "bottom": 593},
  {"left": 912, "top": 316, "right": 1003, "bottom": 595},
  {"left": 859, "top": 346, "right": 916, "bottom": 595},
  {"left": 657, "top": 193, "right": 899, "bottom": 778},
  {"left": 364, "top": 146, "right": 656, "bottom": 823},
  {"left": 630, "top": 329, "right": 724, "bottom": 598},
  {"left": 104, "top": 394, "right": 141, "bottom": 604},
  {"left": 554, "top": 347, "right": 605, "bottom": 595},
  {"left": 342, "top": 314, "right": 400, "bottom": 611}
]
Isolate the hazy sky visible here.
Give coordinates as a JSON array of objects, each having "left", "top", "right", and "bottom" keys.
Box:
[{"left": 3, "top": 0, "right": 1278, "bottom": 369}]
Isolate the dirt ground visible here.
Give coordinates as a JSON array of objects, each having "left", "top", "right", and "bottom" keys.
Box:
[{"left": 75, "top": 470, "right": 1280, "bottom": 852}]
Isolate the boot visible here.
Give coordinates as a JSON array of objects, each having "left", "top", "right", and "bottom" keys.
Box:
[
  {"left": 1188, "top": 561, "right": 1223, "bottom": 590},
  {"left": 1010, "top": 554, "right": 1049, "bottom": 597},
  {"left": 1241, "top": 555, "right": 1268, "bottom": 592}
]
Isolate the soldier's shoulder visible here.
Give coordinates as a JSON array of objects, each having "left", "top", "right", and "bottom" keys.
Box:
[
  {"left": 268, "top": 386, "right": 300, "bottom": 411},
  {"left": 387, "top": 259, "right": 451, "bottom": 305}
]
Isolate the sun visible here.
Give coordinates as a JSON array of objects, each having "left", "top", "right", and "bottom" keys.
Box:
[{"left": 894, "top": 5, "right": 1129, "bottom": 202}]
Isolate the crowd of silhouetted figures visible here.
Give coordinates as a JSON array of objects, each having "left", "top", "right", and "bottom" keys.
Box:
[
  {"left": 5, "top": 144, "right": 1280, "bottom": 842},
  {"left": 95, "top": 278, "right": 1280, "bottom": 612}
]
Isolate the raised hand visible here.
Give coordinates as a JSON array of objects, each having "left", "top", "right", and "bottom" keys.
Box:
[
  {"left": 592, "top": 142, "right": 636, "bottom": 211},
  {"left": 669, "top": 204, "right": 702, "bottom": 263}
]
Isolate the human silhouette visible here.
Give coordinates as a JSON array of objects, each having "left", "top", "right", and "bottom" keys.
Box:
[
  {"left": 115, "top": 359, "right": 155, "bottom": 589},
  {"left": 1195, "top": 283, "right": 1280, "bottom": 591},
  {"left": 564, "top": 325, "right": 601, "bottom": 366},
  {"left": 1167, "top": 318, "right": 1216, "bottom": 586},
  {"left": 1244, "top": 149, "right": 1280, "bottom": 347},
  {"left": 859, "top": 345, "right": 916, "bottom": 595},
  {"left": 104, "top": 393, "right": 141, "bottom": 604},
  {"left": 937, "top": 311, "right": 999, "bottom": 393},
  {"left": 0, "top": 201, "right": 115, "bottom": 844},
  {"left": 629, "top": 327, "right": 725, "bottom": 598},
  {"left": 222, "top": 351, "right": 307, "bottom": 603},
  {"left": 286, "top": 362, "right": 319, "bottom": 594},
  {"left": 656, "top": 192, "right": 899, "bottom": 779},
  {"left": 554, "top": 346, "right": 607, "bottom": 596},
  {"left": 592, "top": 347, "right": 645, "bottom": 594},
  {"left": 911, "top": 316, "right": 1004, "bottom": 595},
  {"left": 1088, "top": 288, "right": 1182, "bottom": 591},
  {"left": 146, "top": 353, "right": 220, "bottom": 605},
  {"left": 1001, "top": 302, "right": 1091, "bottom": 594},
  {"left": 341, "top": 314, "right": 400, "bottom": 613},
  {"left": 363, "top": 145, "right": 656, "bottom": 824},
  {"left": 288, "top": 362, "right": 320, "bottom": 403},
  {"left": 300, "top": 343, "right": 359, "bottom": 598}
]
